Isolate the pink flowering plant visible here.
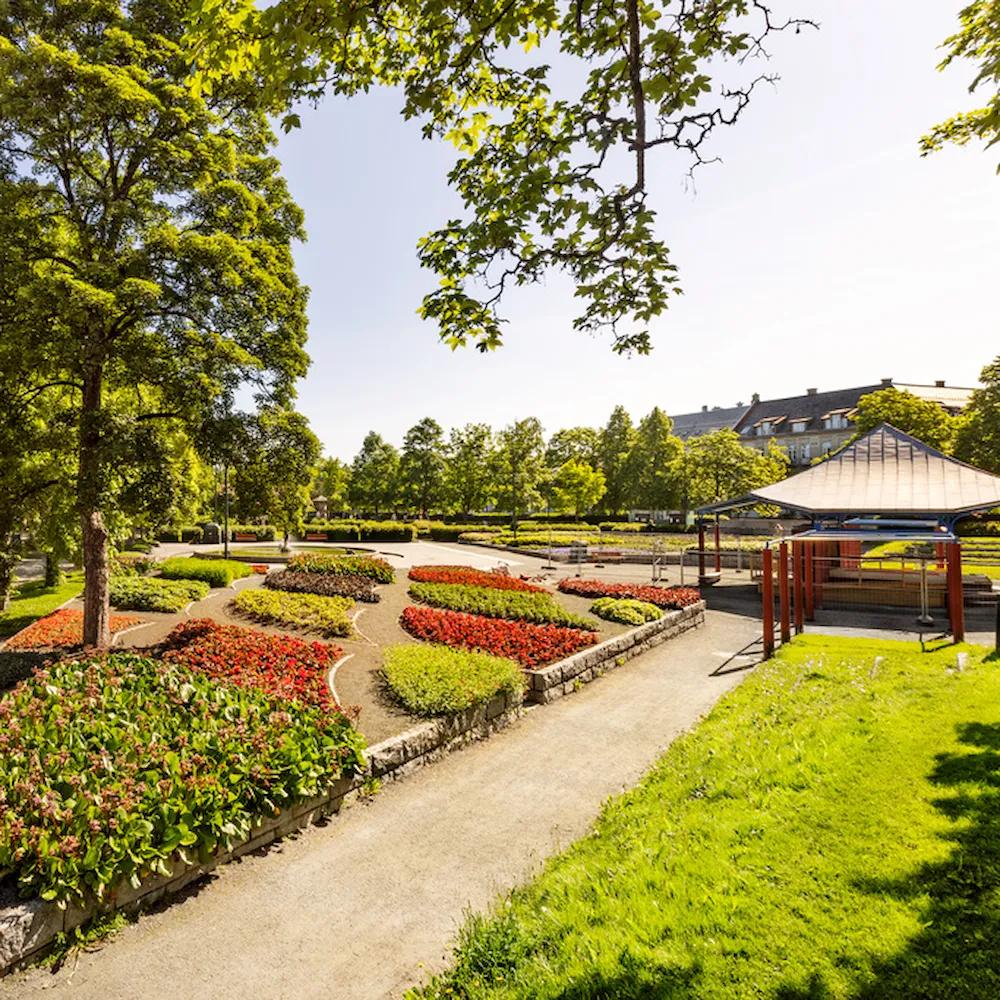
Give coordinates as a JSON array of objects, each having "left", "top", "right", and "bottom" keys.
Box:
[{"left": 0, "top": 653, "right": 365, "bottom": 905}]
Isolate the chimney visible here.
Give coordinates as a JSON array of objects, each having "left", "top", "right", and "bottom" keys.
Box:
[
  {"left": 751, "top": 392, "right": 760, "bottom": 404},
  {"left": 736, "top": 401, "right": 744, "bottom": 407},
  {"left": 935, "top": 379, "right": 945, "bottom": 387},
  {"left": 701, "top": 405, "right": 708, "bottom": 412},
  {"left": 806, "top": 387, "right": 817, "bottom": 396},
  {"left": 881, "top": 377, "right": 892, "bottom": 386}
]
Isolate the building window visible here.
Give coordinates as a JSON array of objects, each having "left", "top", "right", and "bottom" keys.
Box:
[
  {"left": 823, "top": 413, "right": 849, "bottom": 430},
  {"left": 791, "top": 420, "right": 808, "bottom": 434},
  {"left": 758, "top": 421, "right": 772, "bottom": 436}
]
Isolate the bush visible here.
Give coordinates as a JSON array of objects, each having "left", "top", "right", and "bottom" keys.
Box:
[
  {"left": 0, "top": 652, "right": 364, "bottom": 904},
  {"left": 598, "top": 521, "right": 646, "bottom": 532},
  {"left": 265, "top": 569, "right": 379, "bottom": 602},
  {"left": 287, "top": 552, "right": 395, "bottom": 583},
  {"left": 229, "top": 524, "right": 276, "bottom": 542},
  {"left": 409, "top": 582, "right": 596, "bottom": 629},
  {"left": 400, "top": 606, "right": 598, "bottom": 668},
  {"left": 298, "top": 520, "right": 416, "bottom": 542},
  {"left": 590, "top": 597, "right": 662, "bottom": 626},
  {"left": 155, "top": 525, "right": 203, "bottom": 544},
  {"left": 110, "top": 576, "right": 209, "bottom": 613},
  {"left": 428, "top": 524, "right": 503, "bottom": 541},
  {"left": 382, "top": 643, "right": 523, "bottom": 716},
  {"left": 231, "top": 588, "right": 354, "bottom": 637},
  {"left": 158, "top": 557, "right": 252, "bottom": 587},
  {"left": 111, "top": 551, "right": 157, "bottom": 576},
  {"left": 558, "top": 579, "right": 701, "bottom": 609},
  {"left": 4, "top": 608, "right": 143, "bottom": 651},
  {"left": 408, "top": 565, "right": 546, "bottom": 593}
]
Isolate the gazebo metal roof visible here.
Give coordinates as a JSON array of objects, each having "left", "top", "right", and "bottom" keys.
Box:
[{"left": 696, "top": 424, "right": 1000, "bottom": 519}]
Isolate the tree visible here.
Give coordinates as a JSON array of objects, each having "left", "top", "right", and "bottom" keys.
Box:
[
  {"left": 955, "top": 355, "right": 1000, "bottom": 473},
  {"left": 921, "top": 1, "right": 1000, "bottom": 170},
  {"left": 852, "top": 388, "right": 960, "bottom": 452},
  {"left": 552, "top": 461, "right": 606, "bottom": 519},
  {"left": 598, "top": 406, "right": 638, "bottom": 516},
  {"left": 233, "top": 408, "right": 321, "bottom": 549},
  {"left": 625, "top": 408, "right": 684, "bottom": 512},
  {"left": 349, "top": 432, "right": 400, "bottom": 515},
  {"left": 545, "top": 427, "right": 600, "bottom": 470},
  {"left": 189, "top": 1, "right": 813, "bottom": 354},
  {"left": 0, "top": 1, "right": 308, "bottom": 646},
  {"left": 312, "top": 457, "right": 352, "bottom": 513},
  {"left": 444, "top": 423, "right": 495, "bottom": 515},
  {"left": 399, "top": 417, "right": 446, "bottom": 517},
  {"left": 682, "top": 430, "right": 789, "bottom": 509},
  {"left": 493, "top": 419, "right": 546, "bottom": 529}
]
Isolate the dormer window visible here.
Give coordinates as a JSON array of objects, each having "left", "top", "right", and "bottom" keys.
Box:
[
  {"left": 822, "top": 409, "right": 850, "bottom": 431},
  {"left": 758, "top": 421, "right": 773, "bottom": 436},
  {"left": 791, "top": 419, "right": 808, "bottom": 434}
]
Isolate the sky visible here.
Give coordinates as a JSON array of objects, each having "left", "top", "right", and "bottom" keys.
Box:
[{"left": 274, "top": 1, "right": 1000, "bottom": 460}]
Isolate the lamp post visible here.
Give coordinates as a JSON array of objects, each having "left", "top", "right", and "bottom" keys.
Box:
[{"left": 223, "top": 462, "right": 230, "bottom": 560}]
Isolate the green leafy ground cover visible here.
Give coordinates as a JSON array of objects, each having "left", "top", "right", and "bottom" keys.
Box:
[
  {"left": 158, "top": 557, "right": 252, "bottom": 587},
  {"left": 867, "top": 537, "right": 1000, "bottom": 580},
  {"left": 232, "top": 588, "right": 354, "bottom": 637},
  {"left": 109, "top": 576, "right": 210, "bottom": 613},
  {"left": 409, "top": 582, "right": 596, "bottom": 629},
  {"left": 0, "top": 571, "right": 84, "bottom": 639},
  {"left": 413, "top": 635, "right": 1000, "bottom": 999},
  {"left": 382, "top": 644, "right": 523, "bottom": 716},
  {"left": 589, "top": 597, "right": 662, "bottom": 626}
]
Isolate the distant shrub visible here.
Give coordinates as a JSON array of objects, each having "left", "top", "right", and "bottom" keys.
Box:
[
  {"left": 155, "top": 525, "right": 203, "bottom": 544},
  {"left": 428, "top": 524, "right": 503, "bottom": 541},
  {"left": 229, "top": 524, "right": 276, "bottom": 541},
  {"left": 598, "top": 521, "right": 646, "bottom": 532}
]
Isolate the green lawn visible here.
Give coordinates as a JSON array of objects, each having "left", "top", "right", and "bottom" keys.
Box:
[
  {"left": 0, "top": 571, "right": 84, "bottom": 639},
  {"left": 413, "top": 635, "right": 1000, "bottom": 999}
]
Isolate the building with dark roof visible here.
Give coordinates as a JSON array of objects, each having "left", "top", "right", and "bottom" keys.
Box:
[{"left": 670, "top": 403, "right": 750, "bottom": 440}]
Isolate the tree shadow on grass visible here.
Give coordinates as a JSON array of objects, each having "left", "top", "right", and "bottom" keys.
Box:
[
  {"left": 548, "top": 955, "right": 702, "bottom": 1000},
  {"left": 775, "top": 720, "right": 1000, "bottom": 1000}
]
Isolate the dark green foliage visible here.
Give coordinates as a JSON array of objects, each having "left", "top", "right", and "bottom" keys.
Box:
[{"left": 158, "top": 557, "right": 252, "bottom": 588}]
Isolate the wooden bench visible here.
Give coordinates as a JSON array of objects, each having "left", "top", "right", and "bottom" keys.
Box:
[
  {"left": 234, "top": 533, "right": 257, "bottom": 542},
  {"left": 305, "top": 532, "right": 328, "bottom": 541},
  {"left": 592, "top": 549, "right": 624, "bottom": 564}
]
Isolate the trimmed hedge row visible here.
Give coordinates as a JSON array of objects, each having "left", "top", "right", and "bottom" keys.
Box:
[
  {"left": 159, "top": 557, "right": 253, "bottom": 588},
  {"left": 265, "top": 569, "right": 380, "bottom": 603},
  {"left": 299, "top": 520, "right": 416, "bottom": 542},
  {"left": 156, "top": 525, "right": 204, "bottom": 544}
]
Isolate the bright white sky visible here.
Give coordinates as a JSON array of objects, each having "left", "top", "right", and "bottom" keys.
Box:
[{"left": 275, "top": 1, "right": 999, "bottom": 459}]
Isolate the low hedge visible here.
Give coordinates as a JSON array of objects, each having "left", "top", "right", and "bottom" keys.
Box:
[
  {"left": 299, "top": 520, "right": 416, "bottom": 542},
  {"left": 382, "top": 643, "right": 523, "bottom": 716},
  {"left": 265, "top": 569, "right": 379, "bottom": 603},
  {"left": 0, "top": 653, "right": 364, "bottom": 905},
  {"left": 598, "top": 521, "right": 646, "bottom": 532},
  {"left": 155, "top": 525, "right": 204, "bottom": 544},
  {"left": 427, "top": 524, "right": 504, "bottom": 541},
  {"left": 109, "top": 575, "right": 210, "bottom": 613},
  {"left": 590, "top": 597, "right": 662, "bottom": 626},
  {"left": 231, "top": 588, "right": 354, "bottom": 637},
  {"left": 287, "top": 552, "right": 395, "bottom": 583},
  {"left": 158, "top": 557, "right": 253, "bottom": 587},
  {"left": 409, "top": 582, "right": 596, "bottom": 629},
  {"left": 229, "top": 524, "right": 276, "bottom": 542}
]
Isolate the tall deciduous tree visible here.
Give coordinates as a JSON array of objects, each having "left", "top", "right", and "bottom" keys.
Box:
[
  {"left": 598, "top": 406, "right": 638, "bottom": 516},
  {"left": 312, "top": 457, "right": 352, "bottom": 513},
  {"left": 956, "top": 355, "right": 1000, "bottom": 473},
  {"left": 444, "top": 423, "right": 495, "bottom": 515},
  {"left": 545, "top": 427, "right": 600, "bottom": 470},
  {"left": 493, "top": 419, "right": 545, "bottom": 529},
  {"left": 189, "top": 1, "right": 813, "bottom": 353},
  {"left": 682, "top": 429, "right": 789, "bottom": 510},
  {"left": 349, "top": 432, "right": 400, "bottom": 516},
  {"left": 852, "top": 388, "right": 960, "bottom": 452},
  {"left": 625, "top": 408, "right": 683, "bottom": 512},
  {"left": 552, "top": 461, "right": 606, "bottom": 519},
  {"left": 0, "top": 0, "right": 308, "bottom": 645},
  {"left": 400, "top": 417, "right": 446, "bottom": 517}
]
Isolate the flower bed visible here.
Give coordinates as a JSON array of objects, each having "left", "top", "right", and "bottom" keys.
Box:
[
  {"left": 400, "top": 606, "right": 599, "bottom": 668},
  {"left": 3, "top": 608, "right": 144, "bottom": 650},
  {"left": 408, "top": 565, "right": 546, "bottom": 593},
  {"left": 162, "top": 619, "right": 344, "bottom": 710},
  {"left": 382, "top": 643, "right": 523, "bottom": 716},
  {"left": 0, "top": 652, "right": 364, "bottom": 905},
  {"left": 286, "top": 552, "right": 395, "bottom": 584},
  {"left": 265, "top": 569, "right": 379, "bottom": 603},
  {"left": 409, "top": 582, "right": 596, "bottom": 629},
  {"left": 158, "top": 557, "right": 252, "bottom": 588},
  {"left": 590, "top": 597, "right": 662, "bottom": 626},
  {"left": 109, "top": 576, "right": 209, "bottom": 613},
  {"left": 558, "top": 579, "right": 701, "bottom": 609},
  {"left": 231, "top": 589, "right": 354, "bottom": 638}
]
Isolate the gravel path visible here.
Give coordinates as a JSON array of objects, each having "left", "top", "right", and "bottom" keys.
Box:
[{"left": 0, "top": 609, "right": 761, "bottom": 1000}]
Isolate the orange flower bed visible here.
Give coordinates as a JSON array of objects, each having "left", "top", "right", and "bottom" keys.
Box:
[{"left": 4, "top": 608, "right": 144, "bottom": 650}]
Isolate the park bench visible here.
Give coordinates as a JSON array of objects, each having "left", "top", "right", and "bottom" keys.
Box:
[
  {"left": 234, "top": 532, "right": 257, "bottom": 542},
  {"left": 305, "top": 532, "right": 328, "bottom": 541},
  {"left": 592, "top": 549, "right": 624, "bottom": 565}
]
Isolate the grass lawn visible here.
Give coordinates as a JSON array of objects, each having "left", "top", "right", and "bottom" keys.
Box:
[
  {"left": 0, "top": 571, "right": 84, "bottom": 639},
  {"left": 413, "top": 634, "right": 1000, "bottom": 999}
]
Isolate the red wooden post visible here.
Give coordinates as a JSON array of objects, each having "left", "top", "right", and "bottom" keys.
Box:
[
  {"left": 714, "top": 517, "right": 722, "bottom": 574},
  {"left": 792, "top": 541, "right": 804, "bottom": 634},
  {"left": 697, "top": 522, "right": 706, "bottom": 579},
  {"left": 935, "top": 541, "right": 945, "bottom": 570},
  {"left": 778, "top": 541, "right": 791, "bottom": 644},
  {"left": 762, "top": 547, "right": 775, "bottom": 659},
  {"left": 804, "top": 543, "right": 815, "bottom": 620},
  {"left": 947, "top": 542, "right": 965, "bottom": 642}
]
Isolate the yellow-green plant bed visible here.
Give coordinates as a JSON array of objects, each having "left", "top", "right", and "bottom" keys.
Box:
[{"left": 231, "top": 588, "right": 353, "bottom": 638}]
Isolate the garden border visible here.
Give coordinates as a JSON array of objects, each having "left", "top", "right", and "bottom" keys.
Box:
[{"left": 0, "top": 602, "right": 705, "bottom": 974}]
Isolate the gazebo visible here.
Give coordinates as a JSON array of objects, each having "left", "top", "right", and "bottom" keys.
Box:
[{"left": 695, "top": 424, "right": 1000, "bottom": 655}]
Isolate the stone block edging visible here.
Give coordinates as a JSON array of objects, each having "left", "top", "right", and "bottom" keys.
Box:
[{"left": 524, "top": 601, "right": 705, "bottom": 704}]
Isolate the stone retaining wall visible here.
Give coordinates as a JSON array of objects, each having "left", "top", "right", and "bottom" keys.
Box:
[{"left": 525, "top": 601, "right": 705, "bottom": 704}]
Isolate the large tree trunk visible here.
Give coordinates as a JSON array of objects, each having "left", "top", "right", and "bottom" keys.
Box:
[
  {"left": 43, "top": 551, "right": 63, "bottom": 588},
  {"left": 80, "top": 367, "right": 110, "bottom": 648}
]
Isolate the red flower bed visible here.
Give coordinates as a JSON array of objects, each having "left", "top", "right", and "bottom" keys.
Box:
[
  {"left": 5, "top": 608, "right": 144, "bottom": 650},
  {"left": 408, "top": 565, "right": 546, "bottom": 593},
  {"left": 400, "top": 606, "right": 598, "bottom": 668},
  {"left": 250, "top": 564, "right": 270, "bottom": 575},
  {"left": 557, "top": 579, "right": 701, "bottom": 609},
  {"left": 162, "top": 619, "right": 343, "bottom": 711}
]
